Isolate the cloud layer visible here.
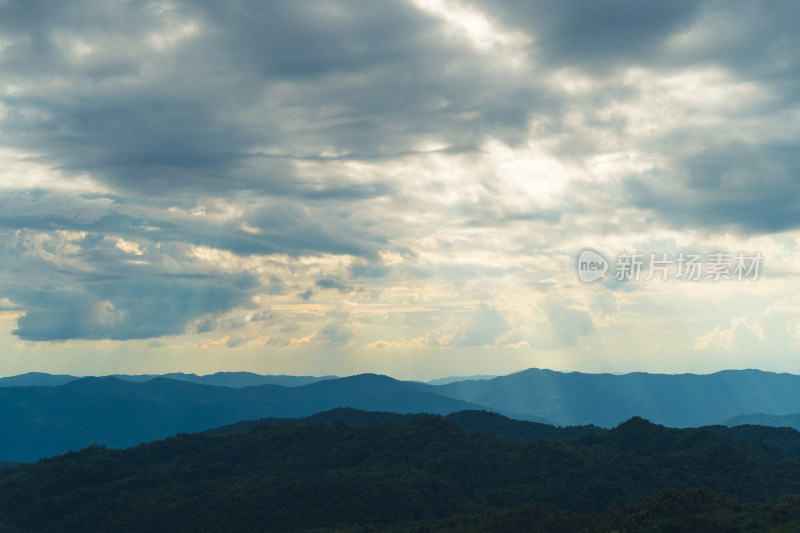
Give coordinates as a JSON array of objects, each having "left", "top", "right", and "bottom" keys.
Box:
[{"left": 1, "top": 0, "right": 799, "bottom": 376}]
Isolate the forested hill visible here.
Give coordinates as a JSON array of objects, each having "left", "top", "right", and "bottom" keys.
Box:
[
  {"left": 202, "top": 407, "right": 605, "bottom": 440},
  {"left": 2, "top": 412, "right": 800, "bottom": 532}
]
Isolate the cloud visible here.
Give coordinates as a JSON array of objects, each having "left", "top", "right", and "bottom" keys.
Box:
[
  {"left": 467, "top": 0, "right": 700, "bottom": 71},
  {"left": 0, "top": 0, "right": 501, "bottom": 196},
  {"left": 315, "top": 278, "right": 354, "bottom": 293},
  {"left": 0, "top": 221, "right": 260, "bottom": 341},
  {"left": 313, "top": 309, "right": 357, "bottom": 346},
  {"left": 625, "top": 143, "right": 800, "bottom": 233},
  {"left": 497, "top": 298, "right": 595, "bottom": 350},
  {"left": 693, "top": 301, "right": 800, "bottom": 352},
  {"left": 536, "top": 299, "right": 595, "bottom": 348},
  {"left": 299, "top": 290, "right": 314, "bottom": 301},
  {"left": 10, "top": 273, "right": 258, "bottom": 341},
  {"left": 0, "top": 0, "right": 798, "bottom": 382},
  {"left": 449, "top": 303, "right": 511, "bottom": 346}
]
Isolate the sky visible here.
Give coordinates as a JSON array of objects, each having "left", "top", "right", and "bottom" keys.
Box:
[{"left": 1, "top": 0, "right": 799, "bottom": 380}]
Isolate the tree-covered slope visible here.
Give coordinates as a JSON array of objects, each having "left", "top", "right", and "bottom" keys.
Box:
[{"left": 2, "top": 415, "right": 800, "bottom": 532}]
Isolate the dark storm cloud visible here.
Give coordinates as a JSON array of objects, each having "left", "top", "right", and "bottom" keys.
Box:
[
  {"left": 200, "top": 0, "right": 441, "bottom": 77},
  {"left": 467, "top": 0, "right": 700, "bottom": 71},
  {"left": 638, "top": 1, "right": 800, "bottom": 233},
  {"left": 2, "top": 0, "right": 795, "bottom": 231},
  {"left": 664, "top": 1, "right": 800, "bottom": 87},
  {"left": 0, "top": 220, "right": 260, "bottom": 340},
  {"left": 0, "top": 189, "right": 388, "bottom": 261},
  {"left": 0, "top": 0, "right": 413, "bottom": 191},
  {"left": 625, "top": 144, "right": 800, "bottom": 233},
  {"left": 229, "top": 202, "right": 388, "bottom": 258},
  {"left": 10, "top": 274, "right": 257, "bottom": 341},
  {"left": 0, "top": 0, "right": 549, "bottom": 195}
]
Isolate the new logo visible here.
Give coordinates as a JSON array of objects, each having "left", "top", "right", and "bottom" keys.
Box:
[{"left": 577, "top": 249, "right": 608, "bottom": 283}]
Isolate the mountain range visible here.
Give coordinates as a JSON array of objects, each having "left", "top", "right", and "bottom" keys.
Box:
[
  {"left": 715, "top": 413, "right": 800, "bottom": 431},
  {"left": 3, "top": 410, "right": 800, "bottom": 532},
  {"left": 436, "top": 368, "right": 800, "bottom": 427},
  {"left": 0, "top": 374, "right": 505, "bottom": 461},
  {"left": 0, "top": 371, "right": 335, "bottom": 388},
  {"left": 3, "top": 367, "right": 800, "bottom": 461}
]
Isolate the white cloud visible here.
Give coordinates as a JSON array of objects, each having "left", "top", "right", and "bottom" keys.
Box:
[{"left": 115, "top": 238, "right": 143, "bottom": 255}]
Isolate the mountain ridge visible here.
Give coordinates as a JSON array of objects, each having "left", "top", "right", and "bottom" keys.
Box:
[
  {"left": 4, "top": 367, "right": 800, "bottom": 462},
  {"left": 0, "top": 374, "right": 505, "bottom": 462},
  {"left": 0, "top": 371, "right": 337, "bottom": 388},
  {"left": 3, "top": 411, "right": 800, "bottom": 532}
]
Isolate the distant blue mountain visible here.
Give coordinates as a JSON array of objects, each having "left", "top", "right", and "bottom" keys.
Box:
[
  {"left": 426, "top": 374, "right": 497, "bottom": 385},
  {"left": 6, "top": 367, "right": 800, "bottom": 462},
  {"left": 115, "top": 372, "right": 337, "bottom": 388},
  {"left": 0, "top": 372, "right": 79, "bottom": 387},
  {"left": 0, "top": 374, "right": 502, "bottom": 462},
  {"left": 434, "top": 368, "right": 800, "bottom": 427},
  {"left": 0, "top": 371, "right": 335, "bottom": 388},
  {"left": 715, "top": 413, "right": 800, "bottom": 431}
]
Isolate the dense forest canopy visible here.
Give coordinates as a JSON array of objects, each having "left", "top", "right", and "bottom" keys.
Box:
[{"left": 2, "top": 410, "right": 800, "bottom": 531}]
